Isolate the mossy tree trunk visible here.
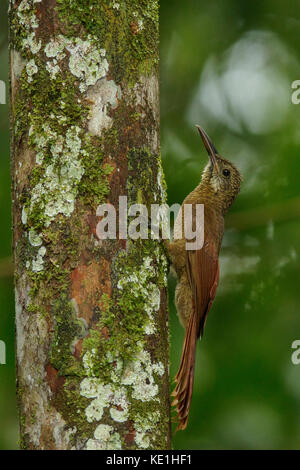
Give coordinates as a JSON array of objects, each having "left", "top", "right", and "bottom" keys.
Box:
[{"left": 10, "top": 0, "right": 170, "bottom": 450}]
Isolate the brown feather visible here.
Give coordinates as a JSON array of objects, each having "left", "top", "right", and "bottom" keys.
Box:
[
  {"left": 187, "top": 244, "right": 219, "bottom": 337},
  {"left": 172, "top": 308, "right": 197, "bottom": 430},
  {"left": 172, "top": 236, "right": 220, "bottom": 430}
]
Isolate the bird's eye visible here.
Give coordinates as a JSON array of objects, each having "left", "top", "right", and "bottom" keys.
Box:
[{"left": 223, "top": 169, "right": 230, "bottom": 177}]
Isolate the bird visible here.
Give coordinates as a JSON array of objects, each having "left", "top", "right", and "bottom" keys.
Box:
[{"left": 167, "top": 125, "right": 242, "bottom": 430}]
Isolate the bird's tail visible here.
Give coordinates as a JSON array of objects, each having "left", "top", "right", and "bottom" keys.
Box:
[{"left": 172, "top": 309, "right": 198, "bottom": 430}]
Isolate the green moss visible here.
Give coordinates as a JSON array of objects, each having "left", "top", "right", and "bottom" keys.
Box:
[
  {"left": 78, "top": 135, "right": 114, "bottom": 209},
  {"left": 56, "top": 0, "right": 159, "bottom": 85},
  {"left": 50, "top": 293, "right": 86, "bottom": 375},
  {"left": 26, "top": 202, "right": 47, "bottom": 232},
  {"left": 55, "top": 376, "right": 92, "bottom": 441}
]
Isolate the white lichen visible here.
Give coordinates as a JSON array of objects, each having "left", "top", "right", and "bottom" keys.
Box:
[
  {"left": 26, "top": 59, "right": 38, "bottom": 82},
  {"left": 152, "top": 361, "right": 165, "bottom": 376},
  {"left": 44, "top": 36, "right": 66, "bottom": 60},
  {"left": 121, "top": 346, "right": 165, "bottom": 402},
  {"left": 80, "top": 378, "right": 113, "bottom": 423},
  {"left": 35, "top": 151, "right": 43, "bottom": 165},
  {"left": 46, "top": 61, "right": 60, "bottom": 80},
  {"left": 86, "top": 425, "right": 122, "bottom": 450},
  {"left": 17, "top": 0, "right": 43, "bottom": 84},
  {"left": 80, "top": 339, "right": 165, "bottom": 447},
  {"left": 20, "top": 29, "right": 118, "bottom": 270},
  {"left": 87, "top": 79, "right": 121, "bottom": 136},
  {"left": 22, "top": 32, "right": 115, "bottom": 279},
  {"left": 80, "top": 377, "right": 104, "bottom": 399},
  {"left": 17, "top": 0, "right": 41, "bottom": 31},
  {"left": 22, "top": 123, "right": 86, "bottom": 274},
  {"left": 22, "top": 32, "right": 41, "bottom": 54},
  {"left": 85, "top": 397, "right": 108, "bottom": 423},
  {"left": 111, "top": 1, "right": 120, "bottom": 10},
  {"left": 80, "top": 374, "right": 129, "bottom": 424},
  {"left": 28, "top": 229, "right": 42, "bottom": 247},
  {"left": 109, "top": 388, "right": 129, "bottom": 423},
  {"left": 134, "top": 410, "right": 160, "bottom": 449},
  {"left": 94, "top": 424, "right": 113, "bottom": 441},
  {"left": 82, "top": 349, "right": 98, "bottom": 377},
  {"left": 31, "top": 245, "right": 46, "bottom": 272},
  {"left": 135, "top": 432, "right": 149, "bottom": 449},
  {"left": 44, "top": 35, "right": 109, "bottom": 92},
  {"left": 26, "top": 125, "right": 84, "bottom": 229},
  {"left": 21, "top": 206, "right": 28, "bottom": 225},
  {"left": 138, "top": 19, "right": 144, "bottom": 31},
  {"left": 109, "top": 407, "right": 128, "bottom": 423},
  {"left": 107, "top": 355, "right": 123, "bottom": 384},
  {"left": 66, "top": 37, "right": 109, "bottom": 92}
]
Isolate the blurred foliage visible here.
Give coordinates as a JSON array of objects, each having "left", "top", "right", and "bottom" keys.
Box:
[
  {"left": 160, "top": 0, "right": 300, "bottom": 450},
  {"left": 1, "top": 0, "right": 300, "bottom": 450}
]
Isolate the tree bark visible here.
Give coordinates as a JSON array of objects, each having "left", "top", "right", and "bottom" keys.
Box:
[{"left": 10, "top": 0, "right": 170, "bottom": 450}]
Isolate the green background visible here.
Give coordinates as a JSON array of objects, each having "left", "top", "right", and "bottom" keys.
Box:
[{"left": 1, "top": 0, "right": 300, "bottom": 449}]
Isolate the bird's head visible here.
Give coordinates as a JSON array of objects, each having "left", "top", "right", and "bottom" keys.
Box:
[{"left": 196, "top": 125, "right": 242, "bottom": 211}]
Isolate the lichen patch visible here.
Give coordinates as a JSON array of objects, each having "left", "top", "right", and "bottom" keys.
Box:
[
  {"left": 87, "top": 79, "right": 121, "bottom": 136},
  {"left": 86, "top": 424, "right": 122, "bottom": 450}
]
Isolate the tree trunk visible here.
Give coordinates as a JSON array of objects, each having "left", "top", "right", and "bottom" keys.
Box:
[{"left": 10, "top": 0, "right": 170, "bottom": 450}]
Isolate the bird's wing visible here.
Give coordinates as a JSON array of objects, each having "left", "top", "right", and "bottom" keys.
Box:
[
  {"left": 186, "top": 239, "right": 220, "bottom": 338},
  {"left": 172, "top": 240, "right": 220, "bottom": 430}
]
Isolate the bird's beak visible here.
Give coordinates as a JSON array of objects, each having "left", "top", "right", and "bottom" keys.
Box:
[{"left": 195, "top": 125, "right": 218, "bottom": 167}]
